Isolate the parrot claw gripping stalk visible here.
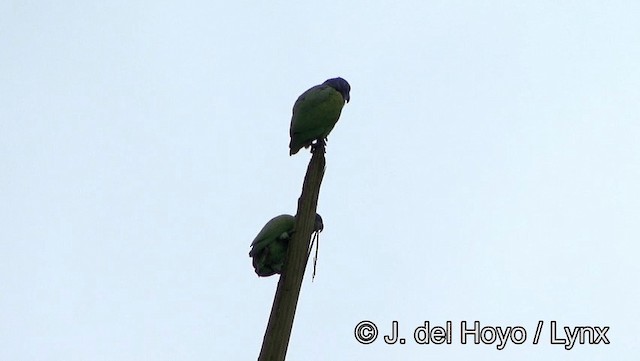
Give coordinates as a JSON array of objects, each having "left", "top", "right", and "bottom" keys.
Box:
[{"left": 311, "top": 138, "right": 327, "bottom": 153}]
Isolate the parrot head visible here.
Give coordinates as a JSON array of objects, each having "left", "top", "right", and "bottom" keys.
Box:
[
  {"left": 323, "top": 77, "right": 351, "bottom": 103},
  {"left": 314, "top": 213, "right": 324, "bottom": 233}
]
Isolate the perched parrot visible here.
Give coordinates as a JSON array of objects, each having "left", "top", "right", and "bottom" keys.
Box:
[
  {"left": 289, "top": 77, "right": 351, "bottom": 155},
  {"left": 249, "top": 214, "right": 324, "bottom": 277}
]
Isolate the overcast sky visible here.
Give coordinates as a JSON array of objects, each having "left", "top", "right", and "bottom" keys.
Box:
[{"left": 1, "top": 1, "right": 639, "bottom": 360}]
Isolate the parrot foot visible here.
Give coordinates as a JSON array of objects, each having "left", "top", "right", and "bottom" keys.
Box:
[{"left": 311, "top": 138, "right": 326, "bottom": 153}]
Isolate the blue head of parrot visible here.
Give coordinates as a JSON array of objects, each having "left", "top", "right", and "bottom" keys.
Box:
[
  {"left": 323, "top": 77, "right": 350, "bottom": 103},
  {"left": 314, "top": 213, "right": 324, "bottom": 233}
]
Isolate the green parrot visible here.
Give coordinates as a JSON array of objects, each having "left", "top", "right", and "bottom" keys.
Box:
[
  {"left": 289, "top": 77, "right": 351, "bottom": 155},
  {"left": 249, "top": 213, "right": 324, "bottom": 277}
]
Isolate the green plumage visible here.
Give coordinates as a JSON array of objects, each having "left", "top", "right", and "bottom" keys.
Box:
[
  {"left": 249, "top": 214, "right": 324, "bottom": 277},
  {"left": 249, "top": 214, "right": 295, "bottom": 277},
  {"left": 289, "top": 77, "right": 351, "bottom": 155}
]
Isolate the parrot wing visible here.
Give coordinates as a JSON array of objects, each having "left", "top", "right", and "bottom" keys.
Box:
[{"left": 249, "top": 214, "right": 295, "bottom": 257}]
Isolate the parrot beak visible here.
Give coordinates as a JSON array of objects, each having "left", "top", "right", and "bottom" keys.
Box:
[{"left": 345, "top": 94, "right": 350, "bottom": 103}]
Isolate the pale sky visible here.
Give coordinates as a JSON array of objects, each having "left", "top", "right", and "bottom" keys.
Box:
[{"left": 1, "top": 1, "right": 639, "bottom": 360}]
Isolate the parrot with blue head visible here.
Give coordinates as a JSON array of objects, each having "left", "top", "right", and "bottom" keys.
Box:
[
  {"left": 249, "top": 214, "right": 324, "bottom": 277},
  {"left": 289, "top": 77, "right": 351, "bottom": 155}
]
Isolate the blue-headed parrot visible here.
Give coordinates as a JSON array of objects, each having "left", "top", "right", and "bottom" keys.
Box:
[
  {"left": 289, "top": 77, "right": 351, "bottom": 155},
  {"left": 249, "top": 214, "right": 324, "bottom": 277}
]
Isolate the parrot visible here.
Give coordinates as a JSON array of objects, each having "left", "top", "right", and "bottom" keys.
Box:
[
  {"left": 249, "top": 214, "right": 324, "bottom": 277},
  {"left": 289, "top": 77, "right": 351, "bottom": 155}
]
